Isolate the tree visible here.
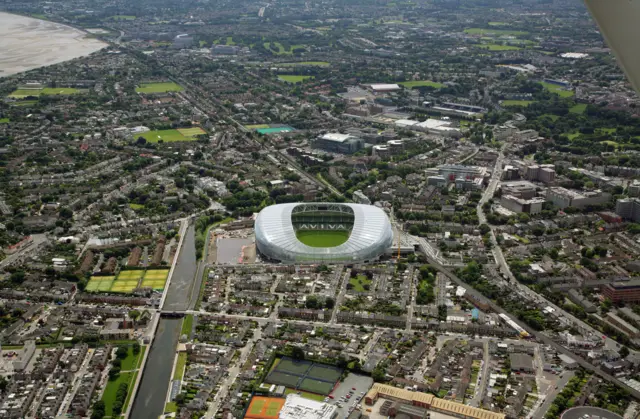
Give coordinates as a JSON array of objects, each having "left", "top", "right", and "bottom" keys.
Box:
[
  {"left": 291, "top": 346, "right": 305, "bottom": 360},
  {"left": 128, "top": 309, "right": 140, "bottom": 325},
  {"left": 116, "top": 346, "right": 128, "bottom": 359},
  {"left": 133, "top": 342, "right": 141, "bottom": 355},
  {"left": 305, "top": 295, "right": 318, "bottom": 309},
  {"left": 620, "top": 346, "right": 630, "bottom": 358},
  {"left": 479, "top": 224, "right": 490, "bottom": 235},
  {"left": 91, "top": 401, "right": 105, "bottom": 419},
  {"left": 325, "top": 297, "right": 335, "bottom": 309},
  {"left": 136, "top": 136, "right": 147, "bottom": 145},
  {"left": 108, "top": 367, "right": 121, "bottom": 380},
  {"left": 59, "top": 207, "right": 73, "bottom": 219},
  {"left": 10, "top": 271, "right": 25, "bottom": 284}
]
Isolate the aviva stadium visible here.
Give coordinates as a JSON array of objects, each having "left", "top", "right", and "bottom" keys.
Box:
[{"left": 255, "top": 203, "right": 394, "bottom": 263}]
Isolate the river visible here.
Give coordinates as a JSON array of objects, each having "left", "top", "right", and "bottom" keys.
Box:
[
  {"left": 0, "top": 12, "right": 106, "bottom": 78},
  {"left": 130, "top": 225, "right": 198, "bottom": 419}
]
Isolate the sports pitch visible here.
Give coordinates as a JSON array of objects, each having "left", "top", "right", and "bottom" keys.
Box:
[
  {"left": 296, "top": 230, "right": 350, "bottom": 248},
  {"left": 141, "top": 269, "right": 169, "bottom": 290},
  {"left": 110, "top": 279, "right": 139, "bottom": 293},
  {"left": 140, "top": 128, "right": 204, "bottom": 143},
  {"left": 86, "top": 276, "right": 115, "bottom": 292},
  {"left": 245, "top": 396, "right": 285, "bottom": 419},
  {"left": 8, "top": 88, "right": 81, "bottom": 98},
  {"left": 135, "top": 82, "right": 183, "bottom": 94},
  {"left": 117, "top": 270, "right": 144, "bottom": 281}
]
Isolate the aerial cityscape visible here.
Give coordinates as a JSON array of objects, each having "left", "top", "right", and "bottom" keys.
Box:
[{"left": 0, "top": 1, "right": 640, "bottom": 419}]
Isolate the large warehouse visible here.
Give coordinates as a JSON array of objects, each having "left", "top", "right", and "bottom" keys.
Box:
[{"left": 254, "top": 203, "right": 394, "bottom": 264}]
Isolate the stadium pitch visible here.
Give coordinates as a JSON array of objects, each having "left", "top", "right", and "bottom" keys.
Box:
[{"left": 295, "top": 230, "right": 350, "bottom": 247}]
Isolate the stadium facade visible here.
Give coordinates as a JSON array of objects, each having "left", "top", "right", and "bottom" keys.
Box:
[{"left": 254, "top": 203, "right": 394, "bottom": 263}]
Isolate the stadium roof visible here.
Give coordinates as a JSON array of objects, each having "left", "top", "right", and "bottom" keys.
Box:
[{"left": 255, "top": 203, "right": 393, "bottom": 263}]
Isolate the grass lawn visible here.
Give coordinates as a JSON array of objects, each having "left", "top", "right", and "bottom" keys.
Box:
[
  {"left": 110, "top": 15, "right": 136, "bottom": 20},
  {"left": 246, "top": 124, "right": 270, "bottom": 129},
  {"left": 264, "top": 42, "right": 306, "bottom": 55},
  {"left": 11, "top": 100, "right": 38, "bottom": 107},
  {"left": 129, "top": 203, "right": 144, "bottom": 210},
  {"left": 165, "top": 402, "right": 178, "bottom": 413},
  {"left": 567, "top": 132, "right": 581, "bottom": 140},
  {"left": 349, "top": 274, "right": 371, "bottom": 292},
  {"left": 0, "top": 118, "right": 9, "bottom": 123},
  {"left": 481, "top": 44, "right": 522, "bottom": 51},
  {"left": 135, "top": 82, "right": 183, "bottom": 94},
  {"left": 279, "top": 61, "right": 329, "bottom": 67},
  {"left": 278, "top": 75, "right": 314, "bottom": 83},
  {"left": 597, "top": 127, "right": 617, "bottom": 134},
  {"left": 399, "top": 80, "right": 444, "bottom": 88},
  {"left": 502, "top": 100, "right": 533, "bottom": 107},
  {"left": 489, "top": 21, "right": 508, "bottom": 26},
  {"left": 173, "top": 352, "right": 187, "bottom": 380},
  {"left": 601, "top": 140, "right": 620, "bottom": 149},
  {"left": 283, "top": 388, "right": 326, "bottom": 402},
  {"left": 8, "top": 87, "right": 80, "bottom": 98},
  {"left": 540, "top": 81, "right": 574, "bottom": 97},
  {"left": 120, "top": 345, "right": 145, "bottom": 370},
  {"left": 140, "top": 129, "right": 196, "bottom": 143},
  {"left": 296, "top": 230, "right": 349, "bottom": 247},
  {"left": 569, "top": 103, "right": 587, "bottom": 114},
  {"left": 464, "top": 28, "right": 528, "bottom": 36},
  {"left": 101, "top": 372, "right": 134, "bottom": 417},
  {"left": 226, "top": 36, "right": 235, "bottom": 45},
  {"left": 181, "top": 314, "right": 193, "bottom": 337},
  {"left": 541, "top": 113, "right": 559, "bottom": 121},
  {"left": 199, "top": 40, "right": 208, "bottom": 47}
]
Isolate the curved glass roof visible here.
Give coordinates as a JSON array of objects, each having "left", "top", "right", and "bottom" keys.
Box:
[{"left": 255, "top": 203, "right": 394, "bottom": 263}]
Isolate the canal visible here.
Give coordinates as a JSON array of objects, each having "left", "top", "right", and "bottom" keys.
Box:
[{"left": 130, "top": 225, "right": 198, "bottom": 419}]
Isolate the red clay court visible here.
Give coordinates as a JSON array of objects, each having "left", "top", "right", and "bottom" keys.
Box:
[{"left": 244, "top": 396, "right": 285, "bottom": 419}]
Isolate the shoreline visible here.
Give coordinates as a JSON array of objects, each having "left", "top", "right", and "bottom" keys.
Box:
[{"left": 0, "top": 11, "right": 108, "bottom": 79}]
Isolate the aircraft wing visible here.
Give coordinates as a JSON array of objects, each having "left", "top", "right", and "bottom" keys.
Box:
[{"left": 584, "top": 0, "right": 640, "bottom": 93}]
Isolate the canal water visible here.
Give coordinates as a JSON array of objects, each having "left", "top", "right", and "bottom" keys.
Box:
[{"left": 130, "top": 225, "right": 198, "bottom": 419}]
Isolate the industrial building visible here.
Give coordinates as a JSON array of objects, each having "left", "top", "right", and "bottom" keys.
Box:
[
  {"left": 546, "top": 187, "right": 611, "bottom": 209},
  {"left": 500, "top": 195, "right": 545, "bottom": 214},
  {"left": 616, "top": 198, "right": 640, "bottom": 222},
  {"left": 312, "top": 133, "right": 364, "bottom": 154},
  {"left": 364, "top": 383, "right": 505, "bottom": 419},
  {"left": 211, "top": 44, "right": 240, "bottom": 55},
  {"left": 173, "top": 34, "right": 194, "bottom": 49},
  {"left": 279, "top": 394, "right": 337, "bottom": 419}
]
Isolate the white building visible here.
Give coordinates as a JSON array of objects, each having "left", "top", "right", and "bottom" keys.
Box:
[{"left": 279, "top": 394, "right": 337, "bottom": 419}]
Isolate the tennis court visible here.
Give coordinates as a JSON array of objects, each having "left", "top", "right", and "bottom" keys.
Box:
[
  {"left": 177, "top": 127, "right": 206, "bottom": 137},
  {"left": 86, "top": 276, "right": 115, "bottom": 292},
  {"left": 117, "top": 270, "right": 144, "bottom": 281},
  {"left": 264, "top": 371, "right": 301, "bottom": 388},
  {"left": 298, "top": 378, "right": 335, "bottom": 395},
  {"left": 273, "top": 358, "right": 313, "bottom": 375},
  {"left": 307, "top": 364, "right": 342, "bottom": 382},
  {"left": 245, "top": 396, "right": 285, "bottom": 419},
  {"left": 141, "top": 269, "right": 169, "bottom": 290},
  {"left": 110, "top": 279, "right": 140, "bottom": 293}
]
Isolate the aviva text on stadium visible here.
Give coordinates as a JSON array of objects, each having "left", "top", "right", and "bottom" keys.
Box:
[{"left": 254, "top": 203, "right": 394, "bottom": 264}]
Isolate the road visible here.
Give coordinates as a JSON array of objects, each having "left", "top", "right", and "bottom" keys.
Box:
[
  {"left": 414, "top": 239, "right": 640, "bottom": 400},
  {"left": 204, "top": 324, "right": 263, "bottom": 418},
  {"left": 0, "top": 234, "right": 48, "bottom": 269},
  {"left": 469, "top": 340, "right": 490, "bottom": 408},
  {"left": 531, "top": 371, "right": 574, "bottom": 419}
]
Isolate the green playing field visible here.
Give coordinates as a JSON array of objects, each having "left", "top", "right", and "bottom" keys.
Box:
[
  {"left": 135, "top": 82, "right": 183, "bottom": 94},
  {"left": 295, "top": 230, "right": 350, "bottom": 248}
]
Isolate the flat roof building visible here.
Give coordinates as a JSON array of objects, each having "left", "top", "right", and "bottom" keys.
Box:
[
  {"left": 603, "top": 280, "right": 640, "bottom": 303},
  {"left": 279, "top": 394, "right": 337, "bottom": 419},
  {"left": 312, "top": 133, "right": 364, "bottom": 154},
  {"left": 365, "top": 383, "right": 506, "bottom": 419}
]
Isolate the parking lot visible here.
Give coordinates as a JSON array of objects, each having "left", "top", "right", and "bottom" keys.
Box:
[{"left": 326, "top": 373, "right": 373, "bottom": 418}]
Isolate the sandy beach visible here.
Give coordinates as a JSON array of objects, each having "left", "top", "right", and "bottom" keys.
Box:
[{"left": 0, "top": 12, "right": 107, "bottom": 78}]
